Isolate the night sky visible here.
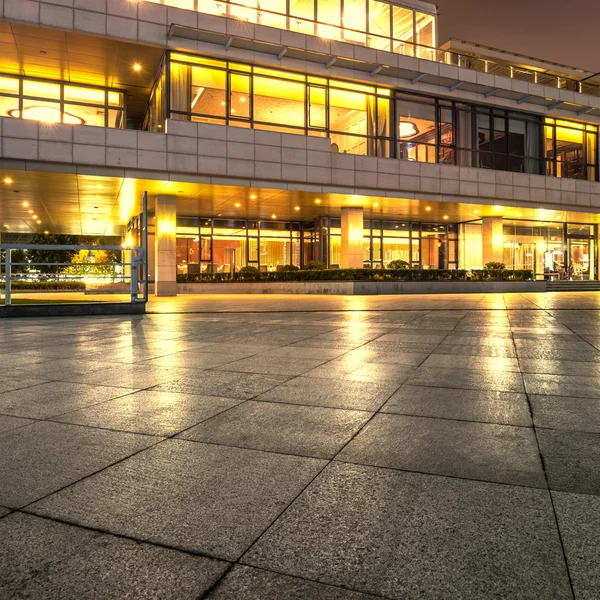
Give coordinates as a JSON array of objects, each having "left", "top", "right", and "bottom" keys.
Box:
[{"left": 435, "top": 0, "right": 599, "bottom": 73}]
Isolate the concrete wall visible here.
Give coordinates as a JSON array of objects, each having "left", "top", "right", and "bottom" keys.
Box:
[{"left": 176, "top": 281, "right": 546, "bottom": 295}]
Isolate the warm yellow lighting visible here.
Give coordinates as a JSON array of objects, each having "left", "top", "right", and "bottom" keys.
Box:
[
  {"left": 294, "top": 206, "right": 300, "bottom": 211},
  {"left": 271, "top": 213, "right": 277, "bottom": 219},
  {"left": 425, "top": 206, "right": 431, "bottom": 211},
  {"left": 235, "top": 202, "right": 241, "bottom": 208},
  {"left": 443, "top": 215, "right": 449, "bottom": 220},
  {"left": 96, "top": 184, "right": 103, "bottom": 189},
  {"left": 517, "top": 213, "right": 523, "bottom": 217},
  {"left": 22, "top": 201, "right": 29, "bottom": 207},
  {"left": 373, "top": 203, "right": 379, "bottom": 208},
  {"left": 240, "top": 97, "right": 246, "bottom": 103},
  {"left": 250, "top": 194, "right": 257, "bottom": 200},
  {"left": 133, "top": 63, "right": 142, "bottom": 72},
  {"left": 473, "top": 210, "right": 479, "bottom": 215},
  {"left": 494, "top": 205, "right": 503, "bottom": 211},
  {"left": 44, "top": 230, "right": 49, "bottom": 235},
  {"left": 122, "top": 235, "right": 134, "bottom": 248},
  {"left": 32, "top": 214, "right": 38, "bottom": 219},
  {"left": 315, "top": 198, "right": 322, "bottom": 204},
  {"left": 9, "top": 106, "right": 85, "bottom": 125},
  {"left": 158, "top": 219, "right": 176, "bottom": 236},
  {"left": 3, "top": 177, "right": 13, "bottom": 184},
  {"left": 399, "top": 121, "right": 420, "bottom": 138},
  {"left": 28, "top": 210, "right": 33, "bottom": 214}
]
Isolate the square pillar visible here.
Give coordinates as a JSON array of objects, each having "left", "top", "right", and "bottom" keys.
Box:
[
  {"left": 154, "top": 195, "right": 177, "bottom": 296},
  {"left": 341, "top": 207, "right": 364, "bottom": 269},
  {"left": 482, "top": 217, "right": 504, "bottom": 265}
]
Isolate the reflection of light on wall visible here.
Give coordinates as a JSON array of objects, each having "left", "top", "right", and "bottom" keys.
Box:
[
  {"left": 119, "top": 179, "right": 135, "bottom": 223},
  {"left": 158, "top": 219, "right": 176, "bottom": 236}
]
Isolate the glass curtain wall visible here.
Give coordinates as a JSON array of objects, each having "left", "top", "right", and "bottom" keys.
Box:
[
  {"left": 145, "top": 1, "right": 437, "bottom": 57},
  {"left": 326, "top": 219, "right": 457, "bottom": 268},
  {"left": 0, "top": 73, "right": 125, "bottom": 128},
  {"left": 545, "top": 119, "right": 598, "bottom": 181}
]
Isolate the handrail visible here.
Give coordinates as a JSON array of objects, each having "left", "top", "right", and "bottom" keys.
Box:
[{"left": 0, "top": 244, "right": 146, "bottom": 306}]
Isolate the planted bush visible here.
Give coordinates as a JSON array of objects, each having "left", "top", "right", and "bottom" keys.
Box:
[
  {"left": 0, "top": 281, "right": 86, "bottom": 291},
  {"left": 304, "top": 260, "right": 327, "bottom": 270},
  {"left": 387, "top": 260, "right": 410, "bottom": 270}
]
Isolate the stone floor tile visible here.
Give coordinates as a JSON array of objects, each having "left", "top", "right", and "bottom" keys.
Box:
[
  {"left": 242, "top": 462, "right": 571, "bottom": 600},
  {"left": 524, "top": 373, "right": 600, "bottom": 398},
  {"left": 406, "top": 367, "right": 525, "bottom": 392},
  {"left": 207, "top": 565, "right": 378, "bottom": 599},
  {"left": 422, "top": 354, "right": 520, "bottom": 372},
  {"left": 0, "top": 506, "right": 11, "bottom": 517},
  {"left": 336, "top": 413, "right": 544, "bottom": 487},
  {"left": 153, "top": 371, "right": 290, "bottom": 400},
  {"left": 178, "top": 401, "right": 371, "bottom": 459},
  {"left": 0, "top": 414, "right": 37, "bottom": 434},
  {"left": 0, "top": 421, "right": 157, "bottom": 507},
  {"left": 254, "top": 377, "right": 400, "bottom": 411},
  {"left": 537, "top": 429, "right": 600, "bottom": 495},
  {"left": 64, "top": 364, "right": 189, "bottom": 388},
  {"left": 519, "top": 359, "right": 600, "bottom": 377},
  {"left": 214, "top": 356, "right": 327, "bottom": 376},
  {"left": 0, "top": 513, "right": 228, "bottom": 600},
  {"left": 530, "top": 394, "right": 600, "bottom": 433},
  {"left": 0, "top": 381, "right": 138, "bottom": 419},
  {"left": 433, "top": 343, "right": 517, "bottom": 358},
  {"left": 382, "top": 385, "right": 531, "bottom": 426},
  {"left": 552, "top": 491, "right": 600, "bottom": 600},
  {"left": 29, "top": 439, "right": 326, "bottom": 561},
  {"left": 0, "top": 377, "right": 50, "bottom": 394},
  {"left": 53, "top": 391, "right": 242, "bottom": 436}
]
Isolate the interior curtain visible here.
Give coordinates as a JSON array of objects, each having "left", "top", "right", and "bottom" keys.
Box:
[
  {"left": 376, "top": 97, "right": 390, "bottom": 157},
  {"left": 170, "top": 63, "right": 192, "bottom": 120},
  {"left": 525, "top": 120, "right": 541, "bottom": 174},
  {"left": 457, "top": 109, "right": 472, "bottom": 166},
  {"left": 366, "top": 95, "right": 377, "bottom": 156}
]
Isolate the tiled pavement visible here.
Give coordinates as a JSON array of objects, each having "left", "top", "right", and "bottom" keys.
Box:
[{"left": 1, "top": 292, "right": 600, "bottom": 598}]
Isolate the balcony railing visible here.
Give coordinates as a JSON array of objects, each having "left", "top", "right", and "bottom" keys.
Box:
[{"left": 147, "top": 0, "right": 600, "bottom": 100}]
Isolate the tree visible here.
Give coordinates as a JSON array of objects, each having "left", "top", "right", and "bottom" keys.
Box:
[
  {"left": 64, "top": 248, "right": 120, "bottom": 279},
  {"left": 0, "top": 248, "right": 29, "bottom": 274},
  {"left": 27, "top": 234, "right": 78, "bottom": 275}
]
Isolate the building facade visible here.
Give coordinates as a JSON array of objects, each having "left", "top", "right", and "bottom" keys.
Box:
[{"left": 1, "top": 0, "right": 600, "bottom": 294}]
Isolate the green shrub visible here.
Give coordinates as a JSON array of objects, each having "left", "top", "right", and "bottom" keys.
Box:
[
  {"left": 387, "top": 260, "right": 410, "bottom": 270},
  {"left": 304, "top": 260, "right": 327, "bottom": 270},
  {"left": 277, "top": 264, "right": 300, "bottom": 272},
  {"left": 0, "top": 281, "right": 86, "bottom": 291},
  {"left": 237, "top": 265, "right": 260, "bottom": 281},
  {"left": 484, "top": 262, "right": 506, "bottom": 270}
]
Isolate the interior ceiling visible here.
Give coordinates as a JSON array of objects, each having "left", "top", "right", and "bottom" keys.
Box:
[
  {"left": 1, "top": 169, "right": 599, "bottom": 238},
  {"left": 0, "top": 22, "right": 163, "bottom": 124}
]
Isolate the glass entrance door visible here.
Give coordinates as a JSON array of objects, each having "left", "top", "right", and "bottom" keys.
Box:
[{"left": 568, "top": 239, "right": 594, "bottom": 280}]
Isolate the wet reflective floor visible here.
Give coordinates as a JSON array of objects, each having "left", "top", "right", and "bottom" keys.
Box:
[{"left": 1, "top": 292, "right": 600, "bottom": 599}]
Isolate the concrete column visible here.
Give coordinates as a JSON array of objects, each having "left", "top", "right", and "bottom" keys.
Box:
[
  {"left": 340, "top": 207, "right": 364, "bottom": 269},
  {"left": 154, "top": 195, "right": 177, "bottom": 296},
  {"left": 482, "top": 217, "right": 504, "bottom": 265}
]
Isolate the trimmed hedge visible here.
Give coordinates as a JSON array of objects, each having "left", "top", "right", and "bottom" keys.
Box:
[
  {"left": 0, "top": 281, "right": 86, "bottom": 291},
  {"left": 177, "top": 268, "right": 533, "bottom": 284}
]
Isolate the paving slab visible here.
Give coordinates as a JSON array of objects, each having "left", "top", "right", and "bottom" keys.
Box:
[
  {"left": 0, "top": 414, "right": 37, "bottom": 434},
  {"left": 524, "top": 373, "right": 600, "bottom": 399},
  {"left": 407, "top": 366, "right": 525, "bottom": 392},
  {"left": 255, "top": 377, "right": 400, "bottom": 411},
  {"left": 537, "top": 428, "right": 600, "bottom": 495},
  {"left": 0, "top": 512, "right": 228, "bottom": 599},
  {"left": 381, "top": 385, "right": 531, "bottom": 426},
  {"left": 29, "top": 439, "right": 326, "bottom": 560},
  {"left": 552, "top": 491, "right": 600, "bottom": 600},
  {"left": 207, "top": 565, "right": 379, "bottom": 599},
  {"left": 178, "top": 401, "right": 372, "bottom": 459},
  {"left": 530, "top": 394, "right": 600, "bottom": 433},
  {"left": 53, "top": 390, "right": 242, "bottom": 436},
  {"left": 0, "top": 381, "right": 138, "bottom": 419},
  {"left": 336, "top": 413, "right": 544, "bottom": 487},
  {"left": 0, "top": 421, "right": 157, "bottom": 507},
  {"left": 243, "top": 462, "right": 571, "bottom": 600}
]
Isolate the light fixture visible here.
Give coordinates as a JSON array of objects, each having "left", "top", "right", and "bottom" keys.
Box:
[
  {"left": 3, "top": 177, "right": 13, "bottom": 184},
  {"left": 9, "top": 106, "right": 85, "bottom": 125},
  {"left": 97, "top": 184, "right": 103, "bottom": 189},
  {"left": 399, "top": 121, "right": 419, "bottom": 139},
  {"left": 315, "top": 198, "right": 322, "bottom": 204},
  {"left": 22, "top": 201, "right": 29, "bottom": 207},
  {"left": 36, "top": 220, "right": 42, "bottom": 224},
  {"left": 294, "top": 206, "right": 300, "bottom": 211},
  {"left": 373, "top": 202, "right": 379, "bottom": 208},
  {"left": 44, "top": 230, "right": 49, "bottom": 235},
  {"left": 473, "top": 210, "right": 479, "bottom": 215},
  {"left": 271, "top": 213, "right": 277, "bottom": 219},
  {"left": 32, "top": 214, "right": 38, "bottom": 219},
  {"left": 235, "top": 202, "right": 241, "bottom": 208},
  {"left": 28, "top": 210, "right": 33, "bottom": 214},
  {"left": 517, "top": 213, "right": 522, "bottom": 217},
  {"left": 495, "top": 205, "right": 502, "bottom": 211},
  {"left": 250, "top": 194, "right": 256, "bottom": 200},
  {"left": 425, "top": 206, "right": 431, "bottom": 212},
  {"left": 133, "top": 63, "right": 142, "bottom": 72},
  {"left": 443, "top": 215, "right": 449, "bottom": 220},
  {"left": 240, "top": 97, "right": 246, "bottom": 103}
]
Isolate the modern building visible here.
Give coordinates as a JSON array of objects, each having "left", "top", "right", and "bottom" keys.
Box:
[{"left": 1, "top": 0, "right": 600, "bottom": 295}]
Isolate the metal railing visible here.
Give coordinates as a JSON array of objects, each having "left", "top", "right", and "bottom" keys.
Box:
[
  {"left": 0, "top": 244, "right": 146, "bottom": 306},
  {"left": 150, "top": 0, "right": 600, "bottom": 99}
]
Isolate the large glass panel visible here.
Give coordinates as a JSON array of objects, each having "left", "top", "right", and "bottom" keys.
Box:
[
  {"left": 170, "top": 61, "right": 192, "bottom": 118},
  {"left": 383, "top": 235, "right": 410, "bottom": 266},
  {"left": 397, "top": 97, "right": 436, "bottom": 163},
  {"left": 230, "top": 72, "right": 250, "bottom": 119},
  {"left": 309, "top": 86, "right": 327, "bottom": 129},
  {"left": 392, "top": 5, "right": 414, "bottom": 55},
  {"left": 368, "top": 0, "right": 390, "bottom": 51},
  {"left": 290, "top": 0, "right": 315, "bottom": 35},
  {"left": 19, "top": 99, "right": 63, "bottom": 124},
  {"left": 23, "top": 79, "right": 60, "bottom": 100},
  {"left": 229, "top": 0, "right": 257, "bottom": 23},
  {"left": 317, "top": 0, "right": 341, "bottom": 40},
  {"left": 190, "top": 65, "right": 226, "bottom": 121},
  {"left": 0, "top": 75, "right": 19, "bottom": 96},
  {"left": 569, "top": 239, "right": 594, "bottom": 280},
  {"left": 254, "top": 75, "right": 305, "bottom": 128},
  {"left": 459, "top": 222, "right": 483, "bottom": 270},
  {"left": 64, "top": 103, "right": 104, "bottom": 127},
  {"left": 555, "top": 123, "right": 584, "bottom": 179},
  {"left": 343, "top": 0, "right": 367, "bottom": 45},
  {"left": 330, "top": 87, "right": 368, "bottom": 152},
  {"left": 415, "top": 12, "right": 435, "bottom": 59},
  {"left": 259, "top": 0, "right": 287, "bottom": 28}
]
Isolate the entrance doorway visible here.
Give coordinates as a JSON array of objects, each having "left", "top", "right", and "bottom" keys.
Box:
[{"left": 568, "top": 239, "right": 594, "bottom": 280}]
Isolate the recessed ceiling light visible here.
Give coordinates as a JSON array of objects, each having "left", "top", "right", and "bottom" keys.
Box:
[
  {"left": 97, "top": 184, "right": 103, "bottom": 189},
  {"left": 36, "top": 220, "right": 42, "bottom": 224},
  {"left": 517, "top": 213, "right": 522, "bottom": 217},
  {"left": 373, "top": 203, "right": 379, "bottom": 208},
  {"left": 495, "top": 205, "right": 502, "bottom": 211},
  {"left": 250, "top": 194, "right": 257, "bottom": 200},
  {"left": 315, "top": 198, "right": 322, "bottom": 204},
  {"left": 294, "top": 206, "right": 300, "bottom": 211},
  {"left": 443, "top": 215, "right": 449, "bottom": 220},
  {"left": 271, "top": 213, "right": 277, "bottom": 219},
  {"left": 425, "top": 206, "right": 431, "bottom": 211},
  {"left": 22, "top": 202, "right": 29, "bottom": 207},
  {"left": 28, "top": 210, "right": 33, "bottom": 214},
  {"left": 32, "top": 214, "right": 38, "bottom": 219},
  {"left": 235, "top": 202, "right": 241, "bottom": 208},
  {"left": 133, "top": 63, "right": 142, "bottom": 72},
  {"left": 44, "top": 230, "right": 49, "bottom": 234},
  {"left": 473, "top": 210, "right": 479, "bottom": 215},
  {"left": 3, "top": 177, "right": 12, "bottom": 184}
]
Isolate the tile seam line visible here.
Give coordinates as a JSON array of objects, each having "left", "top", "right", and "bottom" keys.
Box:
[{"left": 514, "top": 326, "right": 577, "bottom": 600}]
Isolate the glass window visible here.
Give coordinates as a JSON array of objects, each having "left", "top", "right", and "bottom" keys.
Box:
[
  {"left": 330, "top": 88, "right": 367, "bottom": 135},
  {"left": 190, "top": 65, "right": 226, "bottom": 120},
  {"left": 23, "top": 79, "right": 60, "bottom": 100},
  {"left": 254, "top": 75, "right": 305, "bottom": 128},
  {"left": 290, "top": 0, "right": 315, "bottom": 35},
  {"left": 415, "top": 12, "right": 436, "bottom": 59},
  {"left": 0, "top": 76, "right": 18, "bottom": 95},
  {"left": 309, "top": 86, "right": 327, "bottom": 129},
  {"left": 318, "top": 0, "right": 341, "bottom": 40},
  {"left": 343, "top": 0, "right": 367, "bottom": 45},
  {"left": 259, "top": 0, "right": 287, "bottom": 28},
  {"left": 230, "top": 73, "right": 250, "bottom": 119},
  {"left": 392, "top": 6, "right": 414, "bottom": 55},
  {"left": 397, "top": 97, "right": 436, "bottom": 163},
  {"left": 229, "top": 0, "right": 257, "bottom": 23},
  {"left": 368, "top": 0, "right": 391, "bottom": 50}
]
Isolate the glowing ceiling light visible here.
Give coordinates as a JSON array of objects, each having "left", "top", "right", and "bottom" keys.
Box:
[
  {"left": 250, "top": 194, "right": 256, "bottom": 200},
  {"left": 44, "top": 230, "right": 49, "bottom": 234},
  {"left": 443, "top": 215, "right": 449, "bottom": 220},
  {"left": 3, "top": 177, "right": 13, "bottom": 184},
  {"left": 22, "top": 201, "right": 29, "bottom": 207},
  {"left": 235, "top": 202, "right": 241, "bottom": 208},
  {"left": 294, "top": 206, "right": 300, "bottom": 211},
  {"left": 9, "top": 106, "right": 85, "bottom": 125},
  {"left": 399, "top": 121, "right": 420, "bottom": 139},
  {"left": 373, "top": 203, "right": 379, "bottom": 208},
  {"left": 425, "top": 206, "right": 432, "bottom": 211},
  {"left": 315, "top": 198, "right": 322, "bottom": 204},
  {"left": 495, "top": 205, "right": 503, "bottom": 211},
  {"left": 36, "top": 220, "right": 42, "bottom": 224},
  {"left": 133, "top": 63, "right": 142, "bottom": 72},
  {"left": 271, "top": 213, "right": 277, "bottom": 219}
]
